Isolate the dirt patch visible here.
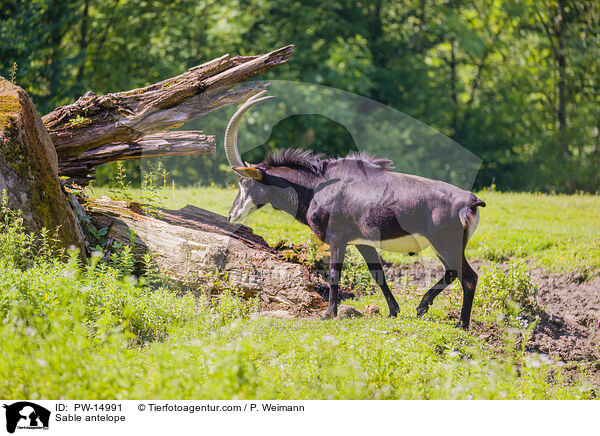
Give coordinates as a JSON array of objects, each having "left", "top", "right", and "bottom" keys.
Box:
[
  {"left": 527, "top": 270, "right": 600, "bottom": 363},
  {"left": 384, "top": 258, "right": 600, "bottom": 371}
]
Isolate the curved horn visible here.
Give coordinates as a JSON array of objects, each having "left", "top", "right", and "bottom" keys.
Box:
[{"left": 224, "top": 90, "right": 275, "bottom": 173}]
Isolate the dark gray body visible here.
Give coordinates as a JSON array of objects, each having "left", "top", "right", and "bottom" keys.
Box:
[
  {"left": 308, "top": 158, "right": 480, "bottom": 248},
  {"left": 229, "top": 150, "right": 485, "bottom": 328}
]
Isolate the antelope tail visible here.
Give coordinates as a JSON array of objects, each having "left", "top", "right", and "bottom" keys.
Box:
[{"left": 459, "top": 195, "right": 486, "bottom": 230}]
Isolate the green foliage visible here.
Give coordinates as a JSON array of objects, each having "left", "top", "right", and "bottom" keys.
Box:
[
  {"left": 279, "top": 235, "right": 328, "bottom": 268},
  {"left": 140, "top": 160, "right": 169, "bottom": 213},
  {"left": 87, "top": 224, "right": 108, "bottom": 242},
  {"left": 0, "top": 0, "right": 81, "bottom": 112},
  {"left": 109, "top": 242, "right": 136, "bottom": 277},
  {"left": 325, "top": 34, "right": 375, "bottom": 95},
  {"left": 477, "top": 260, "right": 542, "bottom": 323},
  {"left": 0, "top": 190, "right": 63, "bottom": 269},
  {"left": 0, "top": 202, "right": 198, "bottom": 346},
  {"left": 198, "top": 270, "right": 259, "bottom": 327},
  {"left": 108, "top": 161, "right": 133, "bottom": 201},
  {"left": 8, "top": 61, "right": 17, "bottom": 84},
  {"left": 0, "top": 190, "right": 595, "bottom": 399},
  {"left": 340, "top": 248, "right": 376, "bottom": 295},
  {"left": 2, "top": 0, "right": 598, "bottom": 192},
  {"left": 66, "top": 114, "right": 91, "bottom": 128}
]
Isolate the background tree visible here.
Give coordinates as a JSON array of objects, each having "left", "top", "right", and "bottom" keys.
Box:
[{"left": 1, "top": 0, "right": 598, "bottom": 192}]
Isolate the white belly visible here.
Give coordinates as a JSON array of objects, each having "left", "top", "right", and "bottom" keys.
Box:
[{"left": 349, "top": 234, "right": 431, "bottom": 253}]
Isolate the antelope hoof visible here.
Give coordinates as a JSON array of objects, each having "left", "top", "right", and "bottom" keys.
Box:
[
  {"left": 388, "top": 309, "right": 399, "bottom": 318},
  {"left": 321, "top": 310, "right": 336, "bottom": 320},
  {"left": 455, "top": 321, "right": 469, "bottom": 330},
  {"left": 416, "top": 305, "right": 429, "bottom": 318}
]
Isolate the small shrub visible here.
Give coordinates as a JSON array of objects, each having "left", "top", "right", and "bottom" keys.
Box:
[
  {"left": 477, "top": 260, "right": 542, "bottom": 324},
  {"left": 280, "top": 235, "right": 328, "bottom": 268},
  {"left": 8, "top": 61, "right": 17, "bottom": 84},
  {"left": 0, "top": 190, "right": 64, "bottom": 269},
  {"left": 340, "top": 249, "right": 375, "bottom": 295},
  {"left": 141, "top": 160, "right": 169, "bottom": 213},
  {"left": 108, "top": 161, "right": 133, "bottom": 201},
  {"left": 198, "top": 270, "right": 259, "bottom": 325}
]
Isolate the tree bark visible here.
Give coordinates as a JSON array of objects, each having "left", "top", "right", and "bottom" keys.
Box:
[
  {"left": 42, "top": 45, "right": 294, "bottom": 185},
  {"left": 0, "top": 77, "right": 86, "bottom": 253},
  {"left": 536, "top": 2, "right": 570, "bottom": 159},
  {"left": 555, "top": 0, "right": 569, "bottom": 159},
  {"left": 76, "top": 0, "right": 89, "bottom": 83},
  {"left": 450, "top": 39, "right": 458, "bottom": 137}
]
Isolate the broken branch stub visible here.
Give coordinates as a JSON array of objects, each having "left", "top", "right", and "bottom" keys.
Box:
[{"left": 59, "top": 131, "right": 215, "bottom": 185}]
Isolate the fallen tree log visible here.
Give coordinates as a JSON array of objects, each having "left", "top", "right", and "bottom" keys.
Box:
[
  {"left": 0, "top": 44, "right": 297, "bottom": 286},
  {"left": 43, "top": 45, "right": 294, "bottom": 185},
  {"left": 86, "top": 197, "right": 327, "bottom": 314}
]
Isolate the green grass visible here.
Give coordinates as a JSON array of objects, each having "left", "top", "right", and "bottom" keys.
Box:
[
  {"left": 0, "top": 255, "right": 587, "bottom": 399},
  {"left": 1, "top": 187, "right": 598, "bottom": 399},
  {"left": 468, "top": 190, "right": 600, "bottom": 276},
  {"left": 90, "top": 186, "right": 600, "bottom": 275}
]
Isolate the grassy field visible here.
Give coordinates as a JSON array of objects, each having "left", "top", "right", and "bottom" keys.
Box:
[
  {"left": 90, "top": 185, "right": 600, "bottom": 276},
  {"left": 1, "top": 187, "right": 599, "bottom": 399}
]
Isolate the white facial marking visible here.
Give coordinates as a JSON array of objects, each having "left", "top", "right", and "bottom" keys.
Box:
[
  {"left": 230, "top": 183, "right": 258, "bottom": 222},
  {"left": 232, "top": 196, "right": 257, "bottom": 222}
]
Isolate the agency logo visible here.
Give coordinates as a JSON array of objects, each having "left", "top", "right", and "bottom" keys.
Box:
[{"left": 2, "top": 402, "right": 50, "bottom": 434}]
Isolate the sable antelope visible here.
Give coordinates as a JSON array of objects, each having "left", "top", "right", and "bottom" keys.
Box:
[{"left": 225, "top": 91, "right": 485, "bottom": 329}]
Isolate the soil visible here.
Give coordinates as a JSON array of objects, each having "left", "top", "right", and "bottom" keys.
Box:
[
  {"left": 383, "top": 258, "right": 600, "bottom": 385},
  {"left": 528, "top": 270, "right": 600, "bottom": 362}
]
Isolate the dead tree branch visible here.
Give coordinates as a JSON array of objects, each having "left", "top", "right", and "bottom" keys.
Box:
[{"left": 43, "top": 45, "right": 294, "bottom": 184}]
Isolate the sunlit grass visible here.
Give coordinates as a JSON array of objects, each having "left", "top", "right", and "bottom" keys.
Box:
[
  {"left": 0, "top": 186, "right": 595, "bottom": 399},
  {"left": 0, "top": 256, "right": 586, "bottom": 399},
  {"left": 90, "top": 185, "right": 600, "bottom": 275}
]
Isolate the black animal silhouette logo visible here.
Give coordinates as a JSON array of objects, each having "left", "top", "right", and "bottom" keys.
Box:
[{"left": 3, "top": 402, "right": 50, "bottom": 433}]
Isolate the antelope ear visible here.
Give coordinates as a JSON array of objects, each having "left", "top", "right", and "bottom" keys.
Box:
[{"left": 232, "top": 166, "right": 263, "bottom": 181}]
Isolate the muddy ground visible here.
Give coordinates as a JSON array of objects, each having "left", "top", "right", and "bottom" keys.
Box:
[
  {"left": 263, "top": 250, "right": 599, "bottom": 386},
  {"left": 383, "top": 259, "right": 600, "bottom": 385}
]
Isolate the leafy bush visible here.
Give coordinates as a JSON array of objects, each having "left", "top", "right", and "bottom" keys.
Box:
[
  {"left": 340, "top": 248, "right": 375, "bottom": 295},
  {"left": 108, "top": 161, "right": 133, "bottom": 201},
  {"left": 140, "top": 159, "right": 169, "bottom": 213},
  {"left": 0, "top": 255, "right": 197, "bottom": 345},
  {"left": 198, "top": 270, "right": 259, "bottom": 326},
  {"left": 279, "top": 235, "right": 328, "bottom": 268},
  {"left": 0, "top": 197, "right": 234, "bottom": 347}
]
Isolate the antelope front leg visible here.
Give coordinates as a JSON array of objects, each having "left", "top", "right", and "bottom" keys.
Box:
[{"left": 322, "top": 241, "right": 347, "bottom": 319}]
